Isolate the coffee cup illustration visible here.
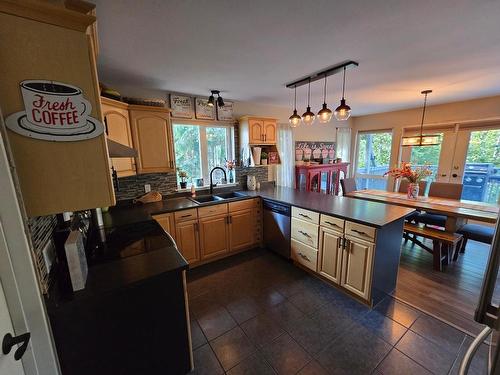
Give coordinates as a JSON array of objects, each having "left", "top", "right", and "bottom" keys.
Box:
[{"left": 6, "top": 80, "right": 104, "bottom": 141}]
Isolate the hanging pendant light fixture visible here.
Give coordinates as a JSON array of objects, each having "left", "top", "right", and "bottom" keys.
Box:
[
  {"left": 207, "top": 90, "right": 224, "bottom": 107},
  {"left": 318, "top": 74, "right": 333, "bottom": 123},
  {"left": 289, "top": 86, "right": 302, "bottom": 128},
  {"left": 402, "top": 90, "right": 440, "bottom": 146},
  {"left": 334, "top": 66, "right": 352, "bottom": 121},
  {"left": 302, "top": 78, "right": 315, "bottom": 125}
]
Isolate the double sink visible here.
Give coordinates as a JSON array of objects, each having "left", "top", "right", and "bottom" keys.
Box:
[{"left": 187, "top": 191, "right": 246, "bottom": 205}]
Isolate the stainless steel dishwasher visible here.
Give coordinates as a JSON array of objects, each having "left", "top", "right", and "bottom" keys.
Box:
[{"left": 263, "top": 199, "right": 291, "bottom": 258}]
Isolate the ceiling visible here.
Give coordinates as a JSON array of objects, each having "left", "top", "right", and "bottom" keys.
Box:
[{"left": 95, "top": 0, "right": 500, "bottom": 116}]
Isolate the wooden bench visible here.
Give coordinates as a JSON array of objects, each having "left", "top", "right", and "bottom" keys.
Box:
[{"left": 403, "top": 223, "right": 463, "bottom": 271}]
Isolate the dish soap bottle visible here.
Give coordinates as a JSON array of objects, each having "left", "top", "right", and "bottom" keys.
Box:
[{"left": 191, "top": 184, "right": 196, "bottom": 197}]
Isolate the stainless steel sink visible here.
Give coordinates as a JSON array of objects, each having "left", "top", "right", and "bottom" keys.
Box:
[
  {"left": 214, "top": 191, "right": 245, "bottom": 200},
  {"left": 188, "top": 195, "right": 224, "bottom": 204}
]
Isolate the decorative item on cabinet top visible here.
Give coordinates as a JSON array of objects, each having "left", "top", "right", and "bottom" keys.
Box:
[
  {"left": 195, "top": 97, "right": 215, "bottom": 120},
  {"left": 170, "top": 94, "right": 193, "bottom": 119}
]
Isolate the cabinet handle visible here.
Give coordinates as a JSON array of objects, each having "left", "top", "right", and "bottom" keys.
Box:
[
  {"left": 298, "top": 230, "right": 311, "bottom": 238},
  {"left": 2, "top": 332, "right": 31, "bottom": 361},
  {"left": 298, "top": 252, "right": 311, "bottom": 262},
  {"left": 299, "top": 213, "right": 312, "bottom": 220},
  {"left": 264, "top": 134, "right": 266, "bottom": 141},
  {"left": 180, "top": 214, "right": 191, "bottom": 218},
  {"left": 194, "top": 222, "right": 198, "bottom": 231},
  {"left": 325, "top": 221, "right": 341, "bottom": 228},
  {"left": 351, "top": 229, "right": 367, "bottom": 236},
  {"left": 104, "top": 116, "right": 109, "bottom": 135}
]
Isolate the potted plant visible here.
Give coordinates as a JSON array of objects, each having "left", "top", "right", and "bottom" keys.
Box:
[
  {"left": 384, "top": 162, "right": 432, "bottom": 199},
  {"left": 177, "top": 167, "right": 189, "bottom": 189},
  {"left": 261, "top": 152, "right": 268, "bottom": 166}
]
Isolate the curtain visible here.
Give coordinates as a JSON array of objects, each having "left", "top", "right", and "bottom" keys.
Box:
[
  {"left": 336, "top": 127, "right": 352, "bottom": 176},
  {"left": 276, "top": 123, "right": 294, "bottom": 187}
]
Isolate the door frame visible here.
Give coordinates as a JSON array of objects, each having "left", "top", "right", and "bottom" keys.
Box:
[{"left": 0, "top": 117, "right": 59, "bottom": 374}]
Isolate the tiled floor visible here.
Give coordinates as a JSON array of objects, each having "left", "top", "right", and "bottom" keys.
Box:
[{"left": 187, "top": 249, "right": 490, "bottom": 375}]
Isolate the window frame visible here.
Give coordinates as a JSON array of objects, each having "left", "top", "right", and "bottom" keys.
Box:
[{"left": 172, "top": 120, "right": 235, "bottom": 186}]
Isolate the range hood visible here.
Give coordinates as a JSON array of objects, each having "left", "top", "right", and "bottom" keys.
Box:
[{"left": 107, "top": 139, "right": 138, "bottom": 158}]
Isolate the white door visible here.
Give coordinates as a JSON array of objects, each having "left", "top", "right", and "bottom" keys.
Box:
[{"left": 0, "top": 233, "right": 26, "bottom": 374}]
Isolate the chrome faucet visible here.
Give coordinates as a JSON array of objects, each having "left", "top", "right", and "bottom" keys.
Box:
[{"left": 209, "top": 167, "right": 227, "bottom": 195}]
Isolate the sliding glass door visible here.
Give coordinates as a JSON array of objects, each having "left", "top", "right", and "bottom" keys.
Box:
[{"left": 354, "top": 131, "right": 392, "bottom": 190}]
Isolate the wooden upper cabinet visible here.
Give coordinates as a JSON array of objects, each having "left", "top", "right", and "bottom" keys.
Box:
[
  {"left": 199, "top": 214, "right": 229, "bottom": 260},
  {"left": 263, "top": 120, "right": 277, "bottom": 144},
  {"left": 101, "top": 97, "right": 135, "bottom": 177},
  {"left": 239, "top": 116, "right": 278, "bottom": 145},
  {"left": 0, "top": 3, "right": 115, "bottom": 216},
  {"left": 341, "top": 235, "right": 374, "bottom": 301},
  {"left": 129, "top": 106, "right": 175, "bottom": 174},
  {"left": 229, "top": 208, "right": 255, "bottom": 252},
  {"left": 249, "top": 119, "right": 264, "bottom": 143}
]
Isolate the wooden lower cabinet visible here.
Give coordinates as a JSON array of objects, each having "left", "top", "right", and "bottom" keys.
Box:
[
  {"left": 153, "top": 213, "right": 176, "bottom": 241},
  {"left": 318, "top": 227, "right": 343, "bottom": 284},
  {"left": 229, "top": 208, "right": 255, "bottom": 252},
  {"left": 175, "top": 220, "right": 200, "bottom": 264},
  {"left": 340, "top": 235, "right": 374, "bottom": 300},
  {"left": 199, "top": 214, "right": 229, "bottom": 260}
]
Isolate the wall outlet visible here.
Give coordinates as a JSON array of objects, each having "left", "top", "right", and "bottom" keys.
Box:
[{"left": 144, "top": 184, "right": 151, "bottom": 193}]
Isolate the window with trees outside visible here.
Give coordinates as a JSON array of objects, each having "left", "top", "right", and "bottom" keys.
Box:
[
  {"left": 355, "top": 131, "right": 392, "bottom": 189},
  {"left": 173, "top": 123, "right": 234, "bottom": 187}
]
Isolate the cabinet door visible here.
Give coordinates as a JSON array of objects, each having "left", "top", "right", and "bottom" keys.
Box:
[
  {"left": 175, "top": 220, "right": 200, "bottom": 264},
  {"left": 199, "top": 214, "right": 229, "bottom": 259},
  {"left": 229, "top": 209, "right": 255, "bottom": 252},
  {"left": 102, "top": 103, "right": 135, "bottom": 177},
  {"left": 153, "top": 213, "right": 176, "bottom": 241},
  {"left": 249, "top": 119, "right": 264, "bottom": 143},
  {"left": 263, "top": 120, "right": 277, "bottom": 144},
  {"left": 129, "top": 109, "right": 175, "bottom": 174},
  {"left": 341, "top": 235, "right": 374, "bottom": 301},
  {"left": 318, "top": 227, "right": 343, "bottom": 284}
]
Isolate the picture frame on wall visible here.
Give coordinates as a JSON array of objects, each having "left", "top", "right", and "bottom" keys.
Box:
[
  {"left": 195, "top": 98, "right": 215, "bottom": 120},
  {"left": 170, "top": 94, "right": 193, "bottom": 118},
  {"left": 217, "top": 101, "right": 234, "bottom": 121}
]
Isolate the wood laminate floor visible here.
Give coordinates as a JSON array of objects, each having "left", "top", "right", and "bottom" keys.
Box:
[{"left": 395, "top": 238, "right": 498, "bottom": 336}]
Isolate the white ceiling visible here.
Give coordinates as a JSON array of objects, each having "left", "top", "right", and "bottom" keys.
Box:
[{"left": 95, "top": 0, "right": 500, "bottom": 116}]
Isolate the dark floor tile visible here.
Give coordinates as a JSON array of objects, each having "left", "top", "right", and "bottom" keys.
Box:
[
  {"left": 310, "top": 303, "right": 358, "bottom": 338},
  {"left": 266, "top": 301, "right": 305, "bottom": 331},
  {"left": 376, "top": 348, "right": 432, "bottom": 375},
  {"left": 449, "top": 336, "right": 490, "bottom": 375},
  {"left": 359, "top": 309, "right": 407, "bottom": 345},
  {"left": 189, "top": 291, "right": 221, "bottom": 319},
  {"left": 197, "top": 305, "right": 237, "bottom": 341},
  {"left": 192, "top": 343, "right": 224, "bottom": 375},
  {"left": 190, "top": 319, "right": 207, "bottom": 349},
  {"left": 275, "top": 276, "right": 314, "bottom": 298},
  {"left": 315, "top": 324, "right": 391, "bottom": 375},
  {"left": 240, "top": 314, "right": 285, "bottom": 348},
  {"left": 410, "top": 314, "right": 466, "bottom": 355},
  {"left": 260, "top": 333, "right": 312, "bottom": 375},
  {"left": 287, "top": 315, "right": 340, "bottom": 355},
  {"left": 297, "top": 360, "right": 328, "bottom": 375},
  {"left": 374, "top": 297, "right": 420, "bottom": 328},
  {"left": 226, "top": 352, "right": 276, "bottom": 375},
  {"left": 225, "top": 295, "right": 264, "bottom": 324},
  {"left": 287, "top": 289, "right": 329, "bottom": 315},
  {"left": 396, "top": 330, "right": 456, "bottom": 375},
  {"left": 210, "top": 326, "right": 256, "bottom": 371},
  {"left": 252, "top": 287, "right": 286, "bottom": 309}
]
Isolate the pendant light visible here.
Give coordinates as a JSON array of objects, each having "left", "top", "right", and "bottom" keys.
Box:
[
  {"left": 207, "top": 90, "right": 224, "bottom": 107},
  {"left": 302, "top": 78, "right": 315, "bottom": 125},
  {"left": 317, "top": 74, "right": 333, "bottom": 123},
  {"left": 334, "top": 67, "right": 352, "bottom": 121},
  {"left": 402, "top": 90, "right": 440, "bottom": 146},
  {"left": 289, "top": 86, "right": 302, "bottom": 128}
]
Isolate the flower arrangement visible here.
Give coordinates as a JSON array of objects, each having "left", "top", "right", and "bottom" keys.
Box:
[
  {"left": 177, "top": 167, "right": 189, "bottom": 188},
  {"left": 225, "top": 159, "right": 236, "bottom": 170},
  {"left": 384, "top": 162, "right": 432, "bottom": 198}
]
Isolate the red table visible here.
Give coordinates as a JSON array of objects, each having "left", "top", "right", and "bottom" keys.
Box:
[{"left": 295, "top": 163, "right": 349, "bottom": 195}]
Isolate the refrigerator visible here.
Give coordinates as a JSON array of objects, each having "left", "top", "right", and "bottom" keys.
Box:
[{"left": 459, "top": 217, "right": 500, "bottom": 374}]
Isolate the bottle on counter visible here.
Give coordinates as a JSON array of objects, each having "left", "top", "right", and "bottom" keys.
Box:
[{"left": 191, "top": 184, "right": 196, "bottom": 197}]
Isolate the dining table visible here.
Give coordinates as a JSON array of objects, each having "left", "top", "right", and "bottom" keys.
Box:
[{"left": 345, "top": 189, "right": 499, "bottom": 234}]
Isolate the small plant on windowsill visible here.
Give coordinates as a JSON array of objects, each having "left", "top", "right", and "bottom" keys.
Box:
[
  {"left": 261, "top": 152, "right": 268, "bottom": 166},
  {"left": 177, "top": 167, "right": 189, "bottom": 189}
]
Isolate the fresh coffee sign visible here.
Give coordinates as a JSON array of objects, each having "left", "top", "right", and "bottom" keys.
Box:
[{"left": 5, "top": 80, "right": 104, "bottom": 141}]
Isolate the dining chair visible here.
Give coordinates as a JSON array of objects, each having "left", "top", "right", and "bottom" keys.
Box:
[
  {"left": 340, "top": 178, "right": 357, "bottom": 196},
  {"left": 415, "top": 182, "right": 463, "bottom": 228},
  {"left": 454, "top": 223, "right": 495, "bottom": 260}
]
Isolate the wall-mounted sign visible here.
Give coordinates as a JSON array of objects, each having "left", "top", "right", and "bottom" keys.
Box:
[
  {"left": 5, "top": 80, "right": 104, "bottom": 142},
  {"left": 195, "top": 98, "right": 215, "bottom": 120},
  {"left": 295, "top": 141, "right": 336, "bottom": 162},
  {"left": 170, "top": 94, "right": 193, "bottom": 118},
  {"left": 217, "top": 101, "right": 234, "bottom": 121}
]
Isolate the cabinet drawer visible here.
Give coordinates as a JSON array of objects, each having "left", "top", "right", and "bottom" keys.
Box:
[
  {"left": 320, "top": 214, "right": 344, "bottom": 233},
  {"left": 174, "top": 209, "right": 198, "bottom": 222},
  {"left": 198, "top": 203, "right": 228, "bottom": 218},
  {"left": 345, "top": 221, "right": 376, "bottom": 242},
  {"left": 292, "top": 207, "right": 320, "bottom": 224},
  {"left": 291, "top": 239, "right": 318, "bottom": 272},
  {"left": 229, "top": 198, "right": 257, "bottom": 212},
  {"left": 291, "top": 217, "right": 319, "bottom": 248}
]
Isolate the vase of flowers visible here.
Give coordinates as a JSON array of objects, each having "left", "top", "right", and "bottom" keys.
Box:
[
  {"left": 384, "top": 162, "right": 432, "bottom": 199},
  {"left": 177, "top": 167, "right": 189, "bottom": 189},
  {"left": 225, "top": 159, "right": 236, "bottom": 183}
]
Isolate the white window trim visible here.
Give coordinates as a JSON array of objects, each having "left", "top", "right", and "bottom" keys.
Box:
[{"left": 172, "top": 122, "right": 235, "bottom": 185}]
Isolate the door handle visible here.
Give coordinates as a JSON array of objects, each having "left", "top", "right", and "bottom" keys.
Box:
[
  {"left": 2, "top": 332, "right": 31, "bottom": 361},
  {"left": 324, "top": 221, "right": 341, "bottom": 228}
]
